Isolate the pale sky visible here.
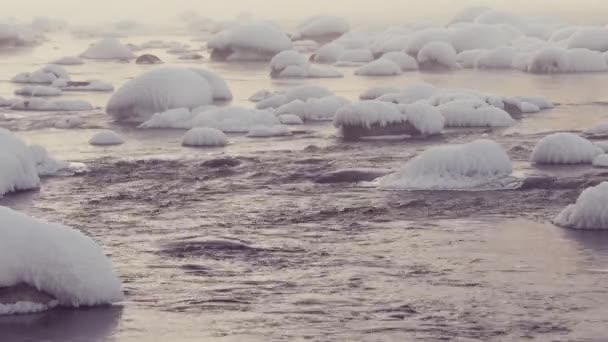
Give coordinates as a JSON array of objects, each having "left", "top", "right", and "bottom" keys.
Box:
[{"left": 5, "top": 0, "right": 608, "bottom": 25}]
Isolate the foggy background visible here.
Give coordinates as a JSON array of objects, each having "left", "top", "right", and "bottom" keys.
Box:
[{"left": 5, "top": 0, "right": 608, "bottom": 25}]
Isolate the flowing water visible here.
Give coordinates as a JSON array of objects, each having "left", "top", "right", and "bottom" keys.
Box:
[{"left": 1, "top": 33, "right": 608, "bottom": 341}]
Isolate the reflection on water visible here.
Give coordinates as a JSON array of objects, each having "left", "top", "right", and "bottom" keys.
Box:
[{"left": 0, "top": 306, "right": 122, "bottom": 342}]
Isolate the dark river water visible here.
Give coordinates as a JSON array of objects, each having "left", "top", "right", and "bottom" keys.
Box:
[{"left": 0, "top": 34, "right": 608, "bottom": 341}]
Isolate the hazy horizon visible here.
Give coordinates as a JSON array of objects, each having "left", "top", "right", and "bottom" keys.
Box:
[{"left": 5, "top": 0, "right": 608, "bottom": 25}]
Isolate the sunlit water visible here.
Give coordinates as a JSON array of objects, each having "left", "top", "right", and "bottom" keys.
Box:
[{"left": 1, "top": 33, "right": 608, "bottom": 341}]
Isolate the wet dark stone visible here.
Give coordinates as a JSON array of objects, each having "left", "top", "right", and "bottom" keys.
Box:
[
  {"left": 201, "top": 157, "right": 241, "bottom": 168},
  {"left": 0, "top": 283, "right": 56, "bottom": 305},
  {"left": 315, "top": 169, "right": 387, "bottom": 184},
  {"left": 503, "top": 99, "right": 523, "bottom": 117},
  {"left": 66, "top": 81, "right": 91, "bottom": 87},
  {"left": 135, "top": 54, "right": 163, "bottom": 64}
]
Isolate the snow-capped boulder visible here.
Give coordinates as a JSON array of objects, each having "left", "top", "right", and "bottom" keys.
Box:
[
  {"left": 592, "top": 154, "right": 608, "bottom": 168},
  {"left": 405, "top": 29, "right": 452, "bottom": 56},
  {"left": 285, "top": 85, "right": 333, "bottom": 102},
  {"left": 0, "top": 129, "right": 40, "bottom": 197},
  {"left": 246, "top": 125, "right": 292, "bottom": 137},
  {"left": 80, "top": 38, "right": 135, "bottom": 60},
  {"left": 248, "top": 89, "right": 275, "bottom": 103},
  {"left": 15, "top": 85, "right": 62, "bottom": 97},
  {"left": 106, "top": 67, "right": 231, "bottom": 122},
  {"left": 293, "top": 15, "right": 349, "bottom": 42},
  {"left": 555, "top": 182, "right": 608, "bottom": 229},
  {"left": 89, "top": 130, "right": 125, "bottom": 146},
  {"left": 53, "top": 79, "right": 114, "bottom": 92},
  {"left": 0, "top": 206, "right": 123, "bottom": 314},
  {"left": 0, "top": 21, "right": 43, "bottom": 47},
  {"left": 208, "top": 21, "right": 292, "bottom": 61},
  {"left": 417, "top": 42, "right": 458, "bottom": 69},
  {"left": 336, "top": 49, "right": 374, "bottom": 64},
  {"left": 278, "top": 114, "right": 304, "bottom": 125},
  {"left": 584, "top": 122, "right": 608, "bottom": 138},
  {"left": 276, "top": 95, "right": 349, "bottom": 121},
  {"left": 439, "top": 101, "right": 515, "bottom": 127},
  {"left": 51, "top": 56, "right": 84, "bottom": 65},
  {"left": 182, "top": 127, "right": 228, "bottom": 147},
  {"left": 191, "top": 107, "right": 280, "bottom": 133},
  {"left": 188, "top": 68, "right": 233, "bottom": 101},
  {"left": 135, "top": 54, "right": 163, "bottom": 64},
  {"left": 360, "top": 86, "right": 401, "bottom": 100},
  {"left": 334, "top": 101, "right": 425, "bottom": 138},
  {"left": 12, "top": 65, "right": 70, "bottom": 84},
  {"left": 398, "top": 103, "right": 445, "bottom": 135},
  {"left": 12, "top": 99, "right": 93, "bottom": 111},
  {"left": 379, "top": 139, "right": 513, "bottom": 190},
  {"left": 567, "top": 28, "right": 608, "bottom": 52},
  {"left": 380, "top": 51, "right": 419, "bottom": 71},
  {"left": 312, "top": 42, "right": 345, "bottom": 63},
  {"left": 531, "top": 133, "right": 602, "bottom": 164},
  {"left": 355, "top": 59, "right": 402, "bottom": 76},
  {"left": 475, "top": 47, "right": 516, "bottom": 69},
  {"left": 270, "top": 50, "right": 342, "bottom": 78}
]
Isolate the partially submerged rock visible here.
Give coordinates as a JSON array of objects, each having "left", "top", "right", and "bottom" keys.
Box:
[{"left": 135, "top": 54, "right": 163, "bottom": 64}]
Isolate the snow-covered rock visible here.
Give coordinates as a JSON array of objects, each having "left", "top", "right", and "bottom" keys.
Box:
[
  {"left": 80, "top": 38, "right": 135, "bottom": 60},
  {"left": 276, "top": 95, "right": 349, "bottom": 121},
  {"left": 524, "top": 47, "right": 608, "bottom": 73},
  {"left": 106, "top": 67, "right": 231, "bottom": 122},
  {"left": 293, "top": 15, "right": 349, "bottom": 41},
  {"left": 398, "top": 103, "right": 445, "bottom": 135},
  {"left": 208, "top": 21, "right": 292, "bottom": 61},
  {"left": 0, "top": 206, "right": 123, "bottom": 314},
  {"left": 360, "top": 86, "right": 401, "bottom": 100},
  {"left": 11, "top": 98, "right": 93, "bottom": 111},
  {"left": 475, "top": 47, "right": 516, "bottom": 69},
  {"left": 15, "top": 85, "right": 62, "bottom": 97},
  {"left": 439, "top": 101, "right": 515, "bottom": 127},
  {"left": 54, "top": 116, "right": 84, "bottom": 129},
  {"left": 278, "top": 114, "right": 304, "bottom": 125},
  {"left": 555, "top": 182, "right": 608, "bottom": 229},
  {"left": 567, "top": 28, "right": 608, "bottom": 52},
  {"left": 270, "top": 50, "right": 342, "bottom": 78},
  {"left": 12, "top": 65, "right": 70, "bottom": 84},
  {"left": 53, "top": 79, "right": 114, "bottom": 92},
  {"left": 379, "top": 139, "right": 513, "bottom": 190},
  {"left": 592, "top": 154, "right": 608, "bottom": 168},
  {"left": 182, "top": 127, "right": 228, "bottom": 147},
  {"left": 380, "top": 51, "right": 419, "bottom": 71},
  {"left": 246, "top": 125, "right": 292, "bottom": 137},
  {"left": 89, "top": 130, "right": 125, "bottom": 146},
  {"left": 334, "top": 101, "right": 405, "bottom": 128},
  {"left": 285, "top": 85, "right": 333, "bottom": 102},
  {"left": 192, "top": 107, "right": 280, "bottom": 133},
  {"left": 584, "top": 122, "right": 608, "bottom": 138},
  {"left": 0, "top": 21, "right": 43, "bottom": 47},
  {"left": 0, "top": 129, "right": 40, "bottom": 197},
  {"left": 355, "top": 59, "right": 402, "bottom": 76},
  {"left": 531, "top": 133, "right": 602, "bottom": 164},
  {"left": 417, "top": 41, "right": 458, "bottom": 69},
  {"left": 51, "top": 56, "right": 84, "bottom": 65},
  {"left": 336, "top": 48, "right": 374, "bottom": 64}
]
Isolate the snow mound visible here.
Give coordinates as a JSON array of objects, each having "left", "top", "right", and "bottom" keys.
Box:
[
  {"left": 567, "top": 28, "right": 608, "bottom": 52},
  {"left": 15, "top": 85, "right": 62, "bottom": 97},
  {"left": 584, "top": 122, "right": 608, "bottom": 138},
  {"left": 248, "top": 89, "right": 276, "bottom": 102},
  {"left": 182, "top": 127, "right": 228, "bottom": 147},
  {"left": 208, "top": 21, "right": 292, "bottom": 60},
  {"left": 336, "top": 49, "right": 374, "bottom": 64},
  {"left": 276, "top": 95, "right": 349, "bottom": 121},
  {"left": 417, "top": 42, "right": 458, "bottom": 69},
  {"left": 285, "top": 85, "right": 333, "bottom": 102},
  {"left": 399, "top": 103, "right": 445, "bottom": 135},
  {"left": 525, "top": 47, "right": 608, "bottom": 73},
  {"left": 0, "top": 206, "right": 123, "bottom": 314},
  {"left": 380, "top": 51, "right": 419, "bottom": 71},
  {"left": 247, "top": 125, "right": 292, "bottom": 137},
  {"left": 439, "top": 101, "right": 515, "bottom": 127},
  {"left": 278, "top": 114, "right": 304, "bottom": 125},
  {"left": 531, "top": 133, "right": 602, "bottom": 164},
  {"left": 12, "top": 99, "right": 93, "bottom": 111},
  {"left": 80, "top": 38, "right": 135, "bottom": 60},
  {"left": 12, "top": 65, "right": 70, "bottom": 84},
  {"left": 106, "top": 67, "right": 230, "bottom": 122},
  {"left": 312, "top": 42, "right": 345, "bottom": 63},
  {"left": 475, "top": 47, "right": 516, "bottom": 69},
  {"left": 293, "top": 15, "right": 349, "bottom": 41},
  {"left": 555, "top": 182, "right": 608, "bottom": 229},
  {"left": 334, "top": 101, "right": 405, "bottom": 128},
  {"left": 89, "top": 130, "right": 125, "bottom": 146},
  {"left": 360, "top": 86, "right": 401, "bottom": 100},
  {"left": 592, "top": 154, "right": 608, "bottom": 168},
  {"left": 192, "top": 106, "right": 280, "bottom": 133},
  {"left": 138, "top": 108, "right": 195, "bottom": 129},
  {"left": 355, "top": 59, "right": 402, "bottom": 76},
  {"left": 0, "top": 129, "right": 40, "bottom": 197},
  {"left": 52, "top": 56, "right": 84, "bottom": 65},
  {"left": 270, "top": 50, "right": 342, "bottom": 78},
  {"left": 379, "top": 139, "right": 513, "bottom": 190},
  {"left": 188, "top": 68, "right": 233, "bottom": 101}
]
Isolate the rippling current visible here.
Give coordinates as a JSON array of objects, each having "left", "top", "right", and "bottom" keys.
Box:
[{"left": 1, "top": 33, "right": 608, "bottom": 341}]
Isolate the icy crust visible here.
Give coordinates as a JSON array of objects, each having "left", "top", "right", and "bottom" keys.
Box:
[
  {"left": 531, "top": 133, "right": 602, "bottom": 165},
  {"left": 276, "top": 96, "right": 349, "bottom": 121},
  {"left": 293, "top": 15, "right": 350, "bottom": 41},
  {"left": 0, "top": 129, "right": 40, "bottom": 197},
  {"left": 89, "top": 130, "right": 125, "bottom": 146},
  {"left": 0, "top": 206, "right": 123, "bottom": 314},
  {"left": 106, "top": 67, "right": 231, "bottom": 122},
  {"left": 80, "top": 38, "right": 135, "bottom": 60},
  {"left": 182, "top": 127, "right": 228, "bottom": 147},
  {"left": 333, "top": 101, "right": 406, "bottom": 128},
  {"left": 11, "top": 99, "right": 93, "bottom": 111},
  {"left": 379, "top": 139, "right": 513, "bottom": 190},
  {"left": 555, "top": 182, "right": 608, "bottom": 230},
  {"left": 208, "top": 21, "right": 292, "bottom": 60},
  {"left": 270, "top": 50, "right": 342, "bottom": 78}
]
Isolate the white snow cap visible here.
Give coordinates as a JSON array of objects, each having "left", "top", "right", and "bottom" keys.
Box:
[
  {"left": 106, "top": 67, "right": 231, "bottom": 122},
  {"left": 334, "top": 101, "right": 405, "bottom": 128},
  {"left": 592, "top": 154, "right": 608, "bottom": 168},
  {"left": 80, "top": 38, "right": 135, "bottom": 60},
  {"left": 278, "top": 114, "right": 304, "bottom": 125},
  {"left": 270, "top": 50, "right": 342, "bottom": 78},
  {"left": 182, "top": 127, "right": 228, "bottom": 147},
  {"left": 0, "top": 129, "right": 40, "bottom": 197},
  {"left": 379, "top": 139, "right": 513, "bottom": 190},
  {"left": 52, "top": 56, "right": 85, "bottom": 65},
  {"left": 531, "top": 133, "right": 602, "bottom": 165},
  {"left": 439, "top": 101, "right": 514, "bottom": 127},
  {"left": 398, "top": 103, "right": 445, "bottom": 135},
  {"left": 208, "top": 21, "right": 292, "bottom": 60},
  {"left": 0, "top": 206, "right": 123, "bottom": 314},
  {"left": 15, "top": 85, "right": 62, "bottom": 97},
  {"left": 417, "top": 42, "right": 458, "bottom": 69},
  {"left": 355, "top": 59, "right": 402, "bottom": 76},
  {"left": 89, "top": 130, "right": 125, "bottom": 146},
  {"left": 555, "top": 182, "right": 608, "bottom": 229},
  {"left": 293, "top": 15, "right": 350, "bottom": 41},
  {"left": 276, "top": 95, "right": 349, "bottom": 121}
]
